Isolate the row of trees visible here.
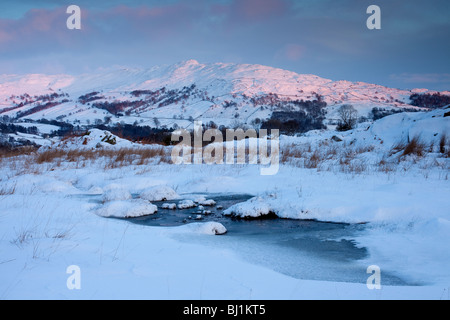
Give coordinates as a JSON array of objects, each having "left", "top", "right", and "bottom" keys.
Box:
[
  {"left": 261, "top": 110, "right": 326, "bottom": 134},
  {"left": 0, "top": 123, "right": 39, "bottom": 135},
  {"left": 78, "top": 92, "right": 103, "bottom": 104},
  {"left": 410, "top": 92, "right": 450, "bottom": 109}
]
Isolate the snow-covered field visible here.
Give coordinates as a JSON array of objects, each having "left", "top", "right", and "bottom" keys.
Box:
[{"left": 1, "top": 107, "right": 449, "bottom": 300}]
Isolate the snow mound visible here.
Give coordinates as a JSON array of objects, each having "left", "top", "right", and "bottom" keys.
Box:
[
  {"left": 102, "top": 185, "right": 132, "bottom": 203},
  {"left": 180, "top": 222, "right": 227, "bottom": 235},
  {"left": 55, "top": 129, "right": 135, "bottom": 150},
  {"left": 223, "top": 197, "right": 275, "bottom": 218},
  {"left": 161, "top": 203, "right": 177, "bottom": 210},
  {"left": 197, "top": 199, "right": 216, "bottom": 206},
  {"left": 140, "top": 185, "right": 179, "bottom": 201},
  {"left": 190, "top": 196, "right": 216, "bottom": 206},
  {"left": 95, "top": 200, "right": 158, "bottom": 218},
  {"left": 178, "top": 200, "right": 196, "bottom": 209}
]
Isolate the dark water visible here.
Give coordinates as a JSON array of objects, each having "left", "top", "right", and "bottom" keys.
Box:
[{"left": 124, "top": 193, "right": 409, "bottom": 286}]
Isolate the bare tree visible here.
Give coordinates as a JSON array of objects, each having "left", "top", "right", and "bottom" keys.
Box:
[{"left": 337, "top": 104, "right": 358, "bottom": 131}]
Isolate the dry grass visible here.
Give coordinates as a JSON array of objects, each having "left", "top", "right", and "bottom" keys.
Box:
[
  {"left": 305, "top": 150, "right": 321, "bottom": 169},
  {"left": 0, "top": 145, "right": 37, "bottom": 159},
  {"left": 439, "top": 133, "right": 450, "bottom": 158},
  {"left": 0, "top": 145, "right": 171, "bottom": 171},
  {"left": 389, "top": 140, "right": 407, "bottom": 157},
  {"left": 402, "top": 136, "right": 426, "bottom": 157},
  {"left": 36, "top": 149, "right": 67, "bottom": 164},
  {"left": 281, "top": 144, "right": 306, "bottom": 162},
  {"left": 280, "top": 141, "right": 375, "bottom": 174},
  {"left": 377, "top": 158, "right": 395, "bottom": 173},
  {"left": 0, "top": 183, "right": 16, "bottom": 196}
]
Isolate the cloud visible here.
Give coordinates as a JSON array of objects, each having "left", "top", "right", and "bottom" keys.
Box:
[
  {"left": 0, "top": 0, "right": 448, "bottom": 92},
  {"left": 0, "top": 7, "right": 85, "bottom": 53}
]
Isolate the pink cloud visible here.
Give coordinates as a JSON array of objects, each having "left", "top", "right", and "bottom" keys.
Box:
[
  {"left": 0, "top": 7, "right": 80, "bottom": 49},
  {"left": 27, "top": 8, "right": 57, "bottom": 32},
  {"left": 0, "top": 29, "right": 12, "bottom": 43}
]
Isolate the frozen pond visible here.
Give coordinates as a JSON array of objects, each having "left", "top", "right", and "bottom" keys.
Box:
[{"left": 122, "top": 193, "right": 409, "bottom": 286}]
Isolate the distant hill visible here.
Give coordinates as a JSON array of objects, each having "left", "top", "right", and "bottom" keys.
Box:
[{"left": 1, "top": 60, "right": 448, "bottom": 130}]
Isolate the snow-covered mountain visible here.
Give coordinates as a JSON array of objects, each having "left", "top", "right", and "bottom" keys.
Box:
[{"left": 0, "top": 60, "right": 447, "bottom": 129}]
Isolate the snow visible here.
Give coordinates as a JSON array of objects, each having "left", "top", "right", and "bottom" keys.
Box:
[
  {"left": 177, "top": 222, "right": 228, "bottom": 235},
  {"left": 101, "top": 185, "right": 132, "bottom": 203},
  {"left": 193, "top": 195, "right": 207, "bottom": 203},
  {"left": 223, "top": 196, "right": 274, "bottom": 218},
  {"left": 0, "top": 145, "right": 449, "bottom": 299},
  {"left": 197, "top": 199, "right": 216, "bottom": 206},
  {"left": 0, "top": 60, "right": 438, "bottom": 129},
  {"left": 177, "top": 200, "right": 197, "bottom": 209},
  {"left": 12, "top": 122, "right": 60, "bottom": 134},
  {"left": 95, "top": 200, "right": 158, "bottom": 218},
  {"left": 366, "top": 108, "right": 449, "bottom": 149},
  {"left": 53, "top": 129, "right": 135, "bottom": 150},
  {"left": 161, "top": 203, "right": 177, "bottom": 210},
  {"left": 0, "top": 71, "right": 449, "bottom": 299},
  {"left": 140, "top": 185, "right": 180, "bottom": 202}
]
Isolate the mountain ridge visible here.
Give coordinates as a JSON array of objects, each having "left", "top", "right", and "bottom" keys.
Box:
[{"left": 0, "top": 60, "right": 448, "bottom": 129}]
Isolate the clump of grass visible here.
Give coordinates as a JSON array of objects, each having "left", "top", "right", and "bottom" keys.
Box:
[
  {"left": 439, "top": 133, "right": 449, "bottom": 157},
  {"left": 280, "top": 144, "right": 304, "bottom": 162},
  {"left": 305, "top": 150, "right": 321, "bottom": 169},
  {"left": 402, "top": 136, "right": 426, "bottom": 157},
  {"left": 389, "top": 136, "right": 428, "bottom": 159}
]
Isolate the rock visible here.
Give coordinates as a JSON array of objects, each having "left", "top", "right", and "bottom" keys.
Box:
[{"left": 331, "top": 135, "right": 343, "bottom": 142}]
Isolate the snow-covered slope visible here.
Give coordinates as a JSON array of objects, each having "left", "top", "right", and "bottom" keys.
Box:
[
  {"left": 1, "top": 60, "right": 445, "bottom": 130},
  {"left": 43, "top": 129, "right": 136, "bottom": 150}
]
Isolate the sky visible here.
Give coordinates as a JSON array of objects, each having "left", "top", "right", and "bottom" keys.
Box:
[{"left": 0, "top": 0, "right": 449, "bottom": 91}]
